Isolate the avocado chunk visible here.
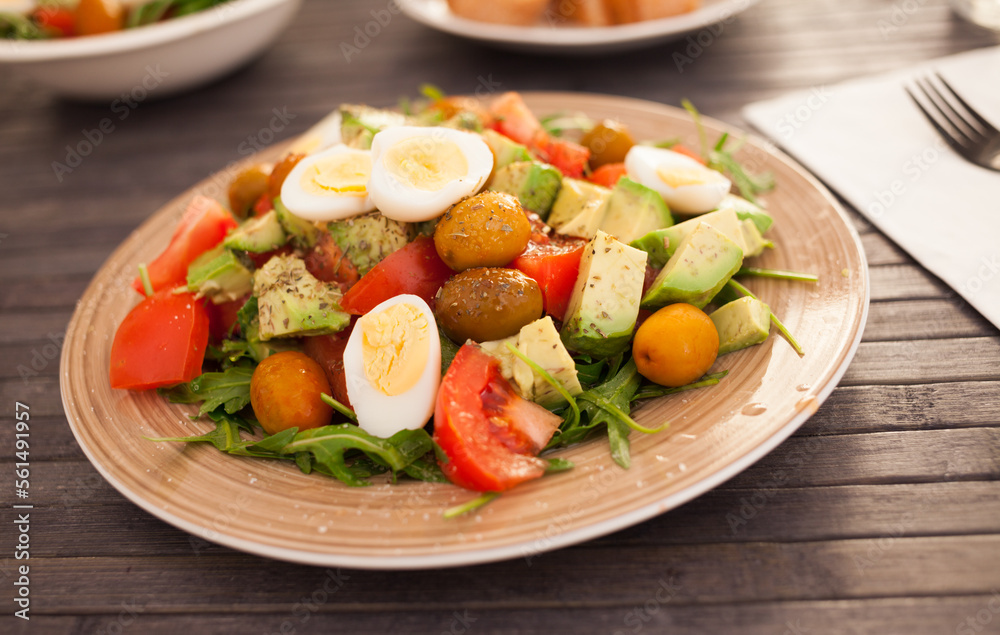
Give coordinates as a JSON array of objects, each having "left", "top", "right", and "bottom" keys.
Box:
[
  {"left": 253, "top": 255, "right": 350, "bottom": 341},
  {"left": 716, "top": 193, "right": 773, "bottom": 234},
  {"left": 481, "top": 316, "right": 584, "bottom": 408},
  {"left": 326, "top": 211, "right": 413, "bottom": 276},
  {"left": 482, "top": 129, "right": 532, "bottom": 172},
  {"left": 548, "top": 178, "right": 612, "bottom": 240},
  {"left": 641, "top": 222, "right": 744, "bottom": 310},
  {"left": 273, "top": 196, "right": 321, "bottom": 249},
  {"left": 599, "top": 176, "right": 673, "bottom": 245},
  {"left": 740, "top": 218, "right": 774, "bottom": 258},
  {"left": 630, "top": 208, "right": 747, "bottom": 269},
  {"left": 339, "top": 104, "right": 408, "bottom": 150},
  {"left": 710, "top": 296, "right": 771, "bottom": 355},
  {"left": 223, "top": 209, "right": 288, "bottom": 254},
  {"left": 488, "top": 161, "right": 563, "bottom": 218},
  {"left": 560, "top": 230, "right": 647, "bottom": 358},
  {"left": 230, "top": 296, "right": 302, "bottom": 362},
  {"left": 186, "top": 245, "right": 253, "bottom": 303}
]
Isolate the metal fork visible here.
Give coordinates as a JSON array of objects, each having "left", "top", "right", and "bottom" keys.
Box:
[{"left": 905, "top": 73, "right": 1000, "bottom": 172}]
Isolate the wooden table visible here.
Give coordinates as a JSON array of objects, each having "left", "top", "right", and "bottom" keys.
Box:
[{"left": 2, "top": 0, "right": 999, "bottom": 632}]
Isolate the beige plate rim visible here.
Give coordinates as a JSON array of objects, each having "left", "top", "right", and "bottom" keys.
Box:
[{"left": 60, "top": 92, "right": 869, "bottom": 570}]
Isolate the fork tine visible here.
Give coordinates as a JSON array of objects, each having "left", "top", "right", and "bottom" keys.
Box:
[
  {"left": 917, "top": 78, "right": 983, "bottom": 145},
  {"left": 916, "top": 76, "right": 983, "bottom": 145},
  {"left": 905, "top": 84, "right": 974, "bottom": 156},
  {"left": 934, "top": 72, "right": 1000, "bottom": 136}
]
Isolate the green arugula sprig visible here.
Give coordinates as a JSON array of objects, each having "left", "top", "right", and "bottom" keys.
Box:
[{"left": 682, "top": 99, "right": 775, "bottom": 204}]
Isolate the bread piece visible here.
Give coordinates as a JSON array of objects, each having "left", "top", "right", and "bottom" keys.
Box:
[
  {"left": 608, "top": 0, "right": 700, "bottom": 23},
  {"left": 447, "top": 0, "right": 551, "bottom": 26},
  {"left": 551, "top": 0, "right": 614, "bottom": 26}
]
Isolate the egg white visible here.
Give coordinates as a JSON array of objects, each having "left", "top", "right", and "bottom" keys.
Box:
[
  {"left": 343, "top": 294, "right": 442, "bottom": 438},
  {"left": 625, "top": 146, "right": 731, "bottom": 214},
  {"left": 367, "top": 126, "right": 493, "bottom": 222},
  {"left": 280, "top": 144, "right": 376, "bottom": 222}
]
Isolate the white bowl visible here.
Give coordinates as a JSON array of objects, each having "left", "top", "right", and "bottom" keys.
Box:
[{"left": 0, "top": 0, "right": 301, "bottom": 100}]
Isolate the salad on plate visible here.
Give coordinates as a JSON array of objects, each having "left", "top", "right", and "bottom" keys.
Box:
[
  {"left": 107, "top": 88, "right": 813, "bottom": 514},
  {"left": 0, "top": 0, "right": 231, "bottom": 38}
]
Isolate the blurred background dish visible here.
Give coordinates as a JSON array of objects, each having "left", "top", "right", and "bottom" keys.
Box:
[
  {"left": 0, "top": 0, "right": 301, "bottom": 100},
  {"left": 397, "top": 0, "right": 761, "bottom": 54}
]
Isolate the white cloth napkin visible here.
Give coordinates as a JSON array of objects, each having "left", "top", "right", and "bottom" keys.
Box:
[{"left": 743, "top": 46, "right": 1000, "bottom": 330}]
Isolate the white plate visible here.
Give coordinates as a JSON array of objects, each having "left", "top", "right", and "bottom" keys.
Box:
[
  {"left": 398, "top": 0, "right": 761, "bottom": 54},
  {"left": 0, "top": 0, "right": 300, "bottom": 99}
]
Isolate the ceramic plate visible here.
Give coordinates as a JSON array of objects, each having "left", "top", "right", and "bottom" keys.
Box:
[
  {"left": 397, "top": 0, "right": 761, "bottom": 54},
  {"left": 60, "top": 93, "right": 868, "bottom": 570}
]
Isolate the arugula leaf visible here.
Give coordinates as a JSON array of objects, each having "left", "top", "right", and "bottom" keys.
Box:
[
  {"left": 160, "top": 366, "right": 253, "bottom": 417},
  {"left": 145, "top": 411, "right": 247, "bottom": 451}
]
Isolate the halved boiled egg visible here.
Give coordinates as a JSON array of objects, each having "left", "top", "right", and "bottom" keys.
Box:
[
  {"left": 367, "top": 126, "right": 493, "bottom": 222},
  {"left": 343, "top": 294, "right": 442, "bottom": 438},
  {"left": 625, "top": 146, "right": 732, "bottom": 214},
  {"left": 280, "top": 144, "right": 376, "bottom": 222}
]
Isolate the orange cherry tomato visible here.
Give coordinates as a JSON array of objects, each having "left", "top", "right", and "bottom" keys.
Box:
[
  {"left": 250, "top": 352, "right": 333, "bottom": 436},
  {"left": 74, "top": 0, "right": 124, "bottom": 36},
  {"left": 632, "top": 303, "right": 719, "bottom": 387}
]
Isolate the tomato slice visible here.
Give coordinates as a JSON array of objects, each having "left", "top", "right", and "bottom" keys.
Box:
[
  {"left": 109, "top": 291, "right": 210, "bottom": 391},
  {"left": 670, "top": 144, "right": 707, "bottom": 165},
  {"left": 490, "top": 92, "right": 546, "bottom": 147},
  {"left": 534, "top": 136, "right": 591, "bottom": 179},
  {"left": 588, "top": 162, "right": 627, "bottom": 188},
  {"left": 302, "top": 330, "right": 354, "bottom": 412},
  {"left": 33, "top": 7, "right": 75, "bottom": 37},
  {"left": 304, "top": 232, "right": 360, "bottom": 288},
  {"left": 203, "top": 295, "right": 247, "bottom": 341},
  {"left": 340, "top": 236, "right": 453, "bottom": 315},
  {"left": 433, "top": 344, "right": 562, "bottom": 493},
  {"left": 131, "top": 195, "right": 238, "bottom": 295},
  {"left": 510, "top": 238, "right": 585, "bottom": 322}
]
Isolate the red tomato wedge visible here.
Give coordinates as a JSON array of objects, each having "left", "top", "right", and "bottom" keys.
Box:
[
  {"left": 340, "top": 236, "right": 453, "bottom": 315},
  {"left": 490, "top": 92, "right": 591, "bottom": 178},
  {"left": 131, "top": 196, "right": 237, "bottom": 295},
  {"left": 33, "top": 7, "right": 75, "bottom": 37},
  {"left": 109, "top": 291, "right": 210, "bottom": 391},
  {"left": 510, "top": 238, "right": 585, "bottom": 322},
  {"left": 302, "top": 330, "right": 354, "bottom": 412},
  {"left": 588, "top": 162, "right": 627, "bottom": 188},
  {"left": 670, "top": 144, "right": 707, "bottom": 165},
  {"left": 203, "top": 295, "right": 247, "bottom": 341},
  {"left": 433, "top": 344, "right": 562, "bottom": 493},
  {"left": 533, "top": 136, "right": 591, "bottom": 179}
]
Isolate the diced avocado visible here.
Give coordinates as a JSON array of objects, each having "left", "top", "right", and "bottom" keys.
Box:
[
  {"left": 488, "top": 161, "right": 562, "bottom": 218},
  {"left": 740, "top": 218, "right": 774, "bottom": 258},
  {"left": 441, "top": 111, "right": 484, "bottom": 132},
  {"left": 326, "top": 212, "right": 413, "bottom": 276},
  {"left": 339, "top": 104, "right": 408, "bottom": 149},
  {"left": 273, "top": 196, "right": 321, "bottom": 249},
  {"left": 253, "top": 255, "right": 350, "bottom": 340},
  {"left": 231, "top": 296, "right": 301, "bottom": 362},
  {"left": 710, "top": 296, "right": 771, "bottom": 355},
  {"left": 482, "top": 317, "right": 584, "bottom": 408},
  {"left": 599, "top": 177, "right": 673, "bottom": 245},
  {"left": 223, "top": 209, "right": 287, "bottom": 253},
  {"left": 641, "top": 222, "right": 744, "bottom": 310},
  {"left": 186, "top": 245, "right": 253, "bottom": 303},
  {"left": 630, "top": 208, "right": 746, "bottom": 269},
  {"left": 546, "top": 178, "right": 611, "bottom": 231},
  {"left": 482, "top": 129, "right": 532, "bottom": 172},
  {"left": 560, "top": 230, "right": 647, "bottom": 358},
  {"left": 717, "top": 194, "right": 773, "bottom": 234}
]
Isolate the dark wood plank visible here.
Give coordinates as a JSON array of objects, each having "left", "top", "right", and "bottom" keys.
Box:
[
  {"left": 22, "top": 536, "right": 1000, "bottom": 611},
  {"left": 862, "top": 299, "right": 997, "bottom": 342},
  {"left": 842, "top": 337, "right": 1000, "bottom": 385}
]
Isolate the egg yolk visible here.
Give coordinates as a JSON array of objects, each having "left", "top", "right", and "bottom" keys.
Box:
[
  {"left": 383, "top": 137, "right": 468, "bottom": 192},
  {"left": 656, "top": 166, "right": 715, "bottom": 188},
  {"left": 301, "top": 153, "right": 372, "bottom": 196},
  {"left": 360, "top": 303, "right": 430, "bottom": 396}
]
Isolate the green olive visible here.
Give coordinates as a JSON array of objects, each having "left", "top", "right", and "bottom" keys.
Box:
[
  {"left": 434, "top": 191, "right": 531, "bottom": 271},
  {"left": 435, "top": 268, "right": 543, "bottom": 343},
  {"left": 581, "top": 119, "right": 636, "bottom": 169}
]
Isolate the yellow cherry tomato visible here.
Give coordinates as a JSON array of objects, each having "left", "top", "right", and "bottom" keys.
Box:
[{"left": 632, "top": 303, "right": 719, "bottom": 387}]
